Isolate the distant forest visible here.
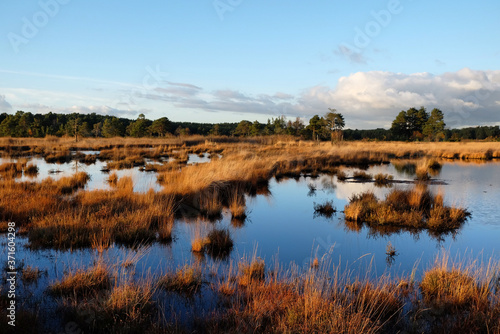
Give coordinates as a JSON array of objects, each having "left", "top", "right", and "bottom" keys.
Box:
[{"left": 0, "top": 110, "right": 499, "bottom": 141}]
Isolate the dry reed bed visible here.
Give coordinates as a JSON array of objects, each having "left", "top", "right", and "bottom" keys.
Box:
[{"left": 1, "top": 137, "right": 499, "bottom": 163}]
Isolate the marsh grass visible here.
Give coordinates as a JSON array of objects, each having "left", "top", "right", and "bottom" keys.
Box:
[
  {"left": 417, "top": 254, "right": 500, "bottom": 332},
  {"left": 374, "top": 173, "right": 394, "bottom": 186},
  {"left": 205, "top": 228, "right": 234, "bottom": 259},
  {"left": 336, "top": 170, "right": 348, "bottom": 181},
  {"left": 0, "top": 161, "right": 25, "bottom": 178},
  {"left": 345, "top": 185, "right": 470, "bottom": 233},
  {"left": 353, "top": 170, "right": 373, "bottom": 181},
  {"left": 229, "top": 187, "right": 247, "bottom": 219},
  {"left": 24, "top": 163, "right": 39, "bottom": 177},
  {"left": 385, "top": 242, "right": 397, "bottom": 257},
  {"left": 56, "top": 171, "right": 90, "bottom": 194},
  {"left": 21, "top": 265, "right": 44, "bottom": 284},
  {"left": 238, "top": 256, "right": 266, "bottom": 287},
  {"left": 159, "top": 265, "right": 203, "bottom": 294},
  {"left": 49, "top": 264, "right": 111, "bottom": 297},
  {"left": 65, "top": 279, "right": 157, "bottom": 334},
  {"left": 107, "top": 172, "right": 118, "bottom": 186}
]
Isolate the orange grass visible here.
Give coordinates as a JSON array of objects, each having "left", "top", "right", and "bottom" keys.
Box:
[
  {"left": 48, "top": 263, "right": 111, "bottom": 297},
  {"left": 345, "top": 185, "right": 470, "bottom": 233}
]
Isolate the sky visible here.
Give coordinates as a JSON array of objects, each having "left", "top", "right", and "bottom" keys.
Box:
[{"left": 1, "top": 0, "right": 499, "bottom": 129}]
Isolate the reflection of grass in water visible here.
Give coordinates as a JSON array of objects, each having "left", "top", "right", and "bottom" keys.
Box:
[{"left": 314, "top": 200, "right": 336, "bottom": 218}]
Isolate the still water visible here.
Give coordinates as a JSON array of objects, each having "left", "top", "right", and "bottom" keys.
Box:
[{"left": 2, "top": 157, "right": 499, "bottom": 282}]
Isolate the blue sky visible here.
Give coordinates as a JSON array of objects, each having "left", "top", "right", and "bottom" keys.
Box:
[{"left": 1, "top": 0, "right": 499, "bottom": 129}]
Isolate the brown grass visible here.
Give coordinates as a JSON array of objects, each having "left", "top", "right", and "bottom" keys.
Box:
[
  {"left": 21, "top": 265, "right": 43, "bottom": 284},
  {"left": 345, "top": 185, "right": 470, "bottom": 233},
  {"left": 48, "top": 264, "right": 111, "bottom": 297},
  {"left": 159, "top": 265, "right": 203, "bottom": 293},
  {"left": 374, "top": 173, "right": 394, "bottom": 186}
]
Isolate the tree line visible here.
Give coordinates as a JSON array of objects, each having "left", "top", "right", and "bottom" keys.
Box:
[{"left": 0, "top": 108, "right": 498, "bottom": 141}]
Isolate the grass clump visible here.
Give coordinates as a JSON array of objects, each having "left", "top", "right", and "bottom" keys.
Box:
[
  {"left": 67, "top": 280, "right": 156, "bottom": 334},
  {"left": 104, "top": 281, "right": 155, "bottom": 323},
  {"left": 336, "top": 170, "right": 347, "bottom": 181},
  {"left": 420, "top": 268, "right": 481, "bottom": 310},
  {"left": 24, "top": 163, "right": 39, "bottom": 177},
  {"left": 107, "top": 172, "right": 118, "bottom": 186},
  {"left": 21, "top": 265, "right": 44, "bottom": 284},
  {"left": 353, "top": 170, "right": 373, "bottom": 181},
  {"left": 159, "top": 265, "right": 203, "bottom": 294},
  {"left": 191, "top": 236, "right": 210, "bottom": 253},
  {"left": 49, "top": 264, "right": 110, "bottom": 297},
  {"left": 344, "top": 185, "right": 470, "bottom": 233},
  {"left": 238, "top": 257, "right": 265, "bottom": 287},
  {"left": 229, "top": 188, "right": 247, "bottom": 219},
  {"left": 57, "top": 172, "right": 90, "bottom": 194},
  {"left": 374, "top": 173, "right": 393, "bottom": 186},
  {"left": 205, "top": 228, "right": 234, "bottom": 259}
]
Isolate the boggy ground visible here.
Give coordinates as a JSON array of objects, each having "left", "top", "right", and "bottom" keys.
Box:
[{"left": 0, "top": 136, "right": 499, "bottom": 333}]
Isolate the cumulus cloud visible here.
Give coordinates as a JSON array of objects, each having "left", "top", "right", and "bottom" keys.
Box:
[
  {"left": 302, "top": 68, "right": 500, "bottom": 128},
  {"left": 0, "top": 95, "right": 12, "bottom": 111},
  {"left": 134, "top": 68, "right": 500, "bottom": 128},
  {"left": 8, "top": 69, "right": 499, "bottom": 129}
]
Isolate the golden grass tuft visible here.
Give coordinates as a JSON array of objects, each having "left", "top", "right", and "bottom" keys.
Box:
[
  {"left": 229, "top": 187, "right": 247, "bottom": 219},
  {"left": 48, "top": 264, "right": 110, "bottom": 297},
  {"left": 159, "top": 265, "right": 202, "bottom": 293},
  {"left": 238, "top": 257, "right": 265, "bottom": 287},
  {"left": 345, "top": 186, "right": 469, "bottom": 233},
  {"left": 104, "top": 281, "right": 155, "bottom": 320},
  {"left": 107, "top": 172, "right": 118, "bottom": 186},
  {"left": 374, "top": 173, "right": 393, "bottom": 186}
]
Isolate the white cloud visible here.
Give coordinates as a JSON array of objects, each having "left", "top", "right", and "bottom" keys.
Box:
[
  {"left": 0, "top": 95, "right": 12, "bottom": 111},
  {"left": 298, "top": 68, "right": 500, "bottom": 128},
  {"left": 3, "top": 68, "right": 500, "bottom": 129},
  {"left": 133, "top": 68, "right": 500, "bottom": 128}
]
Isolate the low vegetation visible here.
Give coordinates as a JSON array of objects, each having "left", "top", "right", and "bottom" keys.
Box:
[
  {"left": 374, "top": 173, "right": 394, "bottom": 186},
  {"left": 345, "top": 185, "right": 470, "bottom": 234},
  {"left": 48, "top": 264, "right": 111, "bottom": 297},
  {"left": 159, "top": 265, "right": 203, "bottom": 294},
  {"left": 0, "top": 137, "right": 498, "bottom": 333}
]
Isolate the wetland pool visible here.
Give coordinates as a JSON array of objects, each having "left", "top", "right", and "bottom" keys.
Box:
[{"left": 3, "top": 159, "right": 500, "bottom": 281}]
